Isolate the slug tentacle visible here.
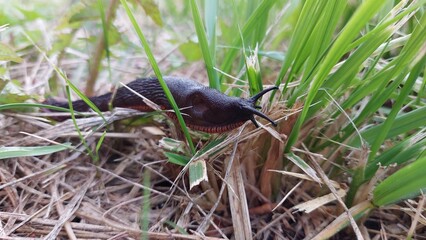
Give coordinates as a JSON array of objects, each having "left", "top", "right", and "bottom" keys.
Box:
[
  {"left": 249, "top": 86, "right": 278, "bottom": 103},
  {"left": 44, "top": 77, "right": 278, "bottom": 133},
  {"left": 243, "top": 86, "right": 279, "bottom": 127},
  {"left": 243, "top": 105, "right": 277, "bottom": 127}
]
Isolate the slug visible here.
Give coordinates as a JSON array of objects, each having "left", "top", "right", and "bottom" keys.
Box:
[{"left": 44, "top": 77, "right": 277, "bottom": 133}]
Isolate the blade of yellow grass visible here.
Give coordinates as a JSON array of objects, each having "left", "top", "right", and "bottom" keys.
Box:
[
  {"left": 226, "top": 153, "right": 252, "bottom": 240},
  {"left": 311, "top": 201, "right": 374, "bottom": 240}
]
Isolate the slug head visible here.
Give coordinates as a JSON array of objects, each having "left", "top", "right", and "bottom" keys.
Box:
[
  {"left": 180, "top": 86, "right": 278, "bottom": 132},
  {"left": 244, "top": 86, "right": 279, "bottom": 128}
]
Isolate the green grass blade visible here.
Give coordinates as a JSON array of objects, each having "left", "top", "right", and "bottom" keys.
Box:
[
  {"left": 97, "top": 0, "right": 112, "bottom": 84},
  {"left": 190, "top": 0, "right": 219, "bottom": 90},
  {"left": 0, "top": 143, "right": 72, "bottom": 159},
  {"left": 373, "top": 156, "right": 426, "bottom": 206},
  {"left": 189, "top": 159, "right": 207, "bottom": 190},
  {"left": 65, "top": 79, "right": 106, "bottom": 122},
  {"left": 285, "top": 152, "right": 321, "bottom": 183},
  {"left": 245, "top": 46, "right": 262, "bottom": 95},
  {"left": 97, "top": 0, "right": 110, "bottom": 60},
  {"left": 164, "top": 152, "right": 190, "bottom": 166},
  {"left": 120, "top": 0, "right": 195, "bottom": 154},
  {"left": 204, "top": 0, "right": 217, "bottom": 65},
  {"left": 0, "top": 103, "right": 71, "bottom": 112},
  {"left": 220, "top": 0, "right": 276, "bottom": 82},
  {"left": 65, "top": 85, "right": 97, "bottom": 160},
  {"left": 366, "top": 136, "right": 426, "bottom": 180},
  {"left": 345, "top": 70, "right": 408, "bottom": 140},
  {"left": 369, "top": 55, "right": 426, "bottom": 161},
  {"left": 95, "top": 130, "right": 107, "bottom": 163},
  {"left": 350, "top": 106, "right": 426, "bottom": 148}
]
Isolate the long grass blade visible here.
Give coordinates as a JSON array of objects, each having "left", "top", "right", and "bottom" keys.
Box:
[
  {"left": 120, "top": 0, "right": 195, "bottom": 154},
  {"left": 190, "top": 0, "right": 219, "bottom": 89},
  {"left": 0, "top": 143, "right": 72, "bottom": 160},
  {"left": 373, "top": 156, "right": 426, "bottom": 206}
]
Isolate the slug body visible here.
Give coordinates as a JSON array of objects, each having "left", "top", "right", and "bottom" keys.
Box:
[{"left": 46, "top": 77, "right": 277, "bottom": 133}]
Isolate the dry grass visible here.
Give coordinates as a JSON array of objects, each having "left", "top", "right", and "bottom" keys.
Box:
[
  {"left": 0, "top": 100, "right": 292, "bottom": 238},
  {"left": 2, "top": 101, "right": 423, "bottom": 239}
]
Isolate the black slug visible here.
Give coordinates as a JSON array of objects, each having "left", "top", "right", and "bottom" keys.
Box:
[{"left": 45, "top": 77, "right": 277, "bottom": 133}]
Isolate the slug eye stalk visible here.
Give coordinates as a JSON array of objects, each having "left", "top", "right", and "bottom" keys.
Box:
[
  {"left": 250, "top": 86, "right": 279, "bottom": 103},
  {"left": 245, "top": 86, "right": 278, "bottom": 128}
]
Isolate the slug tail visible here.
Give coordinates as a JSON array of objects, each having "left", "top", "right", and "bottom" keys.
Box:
[{"left": 43, "top": 93, "right": 112, "bottom": 113}]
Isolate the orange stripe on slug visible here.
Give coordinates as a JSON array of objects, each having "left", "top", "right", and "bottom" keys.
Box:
[{"left": 165, "top": 112, "right": 245, "bottom": 133}]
